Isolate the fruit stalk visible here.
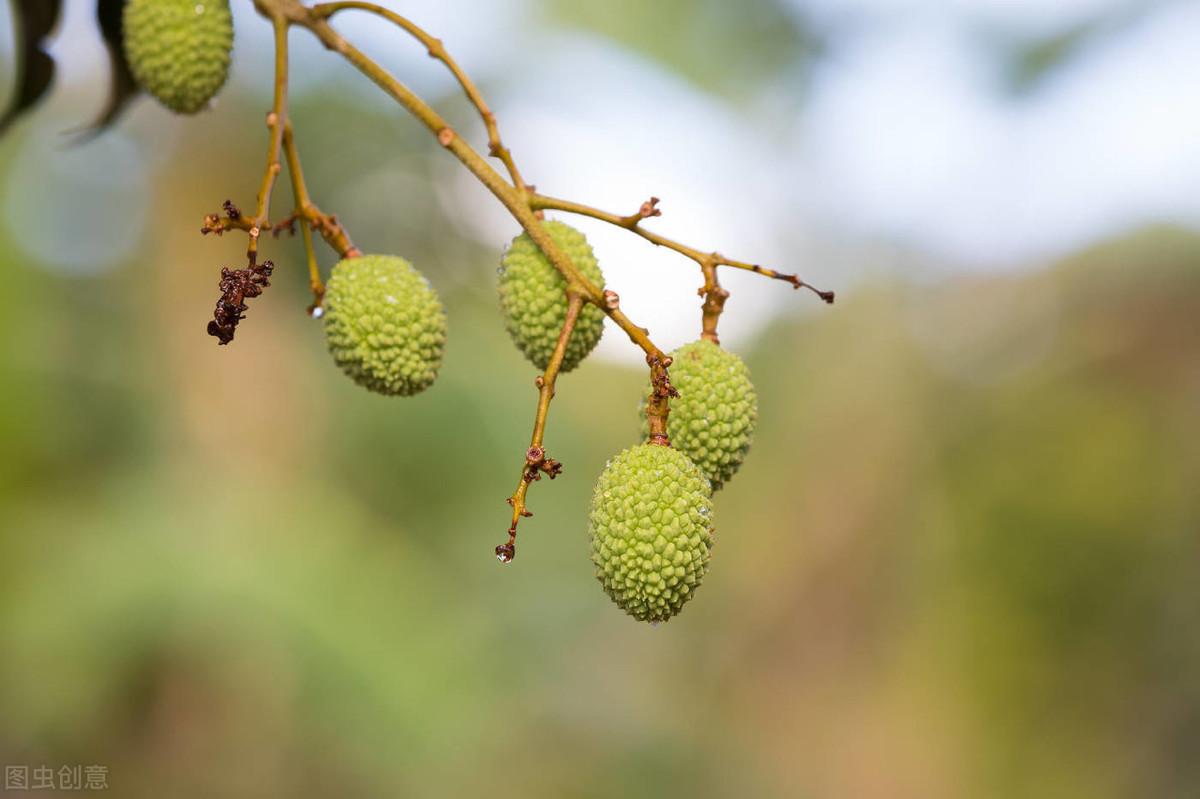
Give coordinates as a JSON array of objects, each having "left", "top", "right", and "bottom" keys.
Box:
[
  {"left": 699, "top": 261, "right": 729, "bottom": 344},
  {"left": 645, "top": 354, "right": 677, "bottom": 445}
]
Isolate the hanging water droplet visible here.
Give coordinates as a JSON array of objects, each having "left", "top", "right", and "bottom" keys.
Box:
[{"left": 309, "top": 306, "right": 325, "bottom": 319}]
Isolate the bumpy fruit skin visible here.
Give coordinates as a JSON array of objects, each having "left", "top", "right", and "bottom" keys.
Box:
[
  {"left": 497, "top": 221, "right": 605, "bottom": 372},
  {"left": 322, "top": 255, "right": 447, "bottom": 397},
  {"left": 589, "top": 444, "right": 715, "bottom": 623},
  {"left": 123, "top": 0, "right": 234, "bottom": 114},
  {"left": 642, "top": 339, "right": 758, "bottom": 490}
]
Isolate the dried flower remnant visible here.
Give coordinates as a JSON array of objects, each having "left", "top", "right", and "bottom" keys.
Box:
[{"left": 206, "top": 258, "right": 274, "bottom": 345}]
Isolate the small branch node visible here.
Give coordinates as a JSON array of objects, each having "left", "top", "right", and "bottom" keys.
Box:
[
  {"left": 619, "top": 196, "right": 662, "bottom": 227},
  {"left": 437, "top": 127, "right": 455, "bottom": 146},
  {"left": 603, "top": 289, "right": 620, "bottom": 310}
]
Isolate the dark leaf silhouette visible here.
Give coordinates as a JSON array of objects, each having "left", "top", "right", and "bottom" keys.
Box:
[
  {"left": 0, "top": 0, "right": 63, "bottom": 134},
  {"left": 68, "top": 0, "right": 140, "bottom": 141}
]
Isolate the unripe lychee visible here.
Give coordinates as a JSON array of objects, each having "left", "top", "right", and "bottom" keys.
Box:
[
  {"left": 123, "top": 0, "right": 234, "bottom": 114},
  {"left": 322, "top": 255, "right": 447, "bottom": 397},
  {"left": 641, "top": 339, "right": 758, "bottom": 490},
  {"left": 589, "top": 443, "right": 714, "bottom": 623},
  {"left": 497, "top": 221, "right": 605, "bottom": 372}
]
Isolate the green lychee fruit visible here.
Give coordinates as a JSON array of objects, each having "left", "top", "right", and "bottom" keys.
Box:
[
  {"left": 497, "top": 221, "right": 605, "bottom": 372},
  {"left": 322, "top": 255, "right": 447, "bottom": 397},
  {"left": 123, "top": 0, "right": 234, "bottom": 114},
  {"left": 641, "top": 339, "right": 758, "bottom": 490},
  {"left": 589, "top": 443, "right": 715, "bottom": 623}
]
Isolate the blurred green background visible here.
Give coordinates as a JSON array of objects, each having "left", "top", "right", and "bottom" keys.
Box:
[{"left": 1, "top": 1, "right": 1198, "bottom": 797}]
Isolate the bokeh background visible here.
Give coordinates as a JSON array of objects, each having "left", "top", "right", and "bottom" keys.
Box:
[{"left": 1, "top": 0, "right": 1198, "bottom": 796}]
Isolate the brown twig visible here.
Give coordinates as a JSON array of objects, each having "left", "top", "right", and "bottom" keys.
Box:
[
  {"left": 498, "top": 293, "right": 584, "bottom": 562},
  {"left": 529, "top": 192, "right": 835, "bottom": 304}
]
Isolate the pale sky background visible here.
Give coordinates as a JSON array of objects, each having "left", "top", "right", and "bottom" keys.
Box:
[{"left": 2, "top": 0, "right": 1198, "bottom": 361}]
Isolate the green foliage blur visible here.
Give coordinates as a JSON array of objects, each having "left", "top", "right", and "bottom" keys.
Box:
[{"left": 0, "top": 2, "right": 1197, "bottom": 797}]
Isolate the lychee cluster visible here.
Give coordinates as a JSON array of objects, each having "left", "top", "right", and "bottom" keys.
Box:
[
  {"left": 321, "top": 255, "right": 447, "bottom": 397},
  {"left": 583, "top": 339, "right": 760, "bottom": 623},
  {"left": 123, "top": 0, "right": 234, "bottom": 114},
  {"left": 641, "top": 339, "right": 758, "bottom": 490},
  {"left": 588, "top": 443, "right": 714, "bottom": 623},
  {"left": 124, "top": 0, "right": 829, "bottom": 633},
  {"left": 497, "top": 221, "right": 606, "bottom": 372}
]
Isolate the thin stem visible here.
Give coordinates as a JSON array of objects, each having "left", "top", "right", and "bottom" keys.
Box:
[
  {"left": 248, "top": 15, "right": 291, "bottom": 263},
  {"left": 309, "top": 1, "right": 529, "bottom": 192},
  {"left": 529, "top": 192, "right": 836, "bottom": 304},
  {"left": 497, "top": 293, "right": 584, "bottom": 562},
  {"left": 280, "top": 121, "right": 362, "bottom": 306},
  {"left": 281, "top": 122, "right": 322, "bottom": 302},
  {"left": 530, "top": 296, "right": 583, "bottom": 445}
]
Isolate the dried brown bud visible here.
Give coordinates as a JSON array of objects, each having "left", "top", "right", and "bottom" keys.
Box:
[{"left": 206, "top": 258, "right": 274, "bottom": 345}]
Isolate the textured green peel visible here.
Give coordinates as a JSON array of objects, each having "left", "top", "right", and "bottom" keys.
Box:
[
  {"left": 497, "top": 221, "right": 605, "bottom": 372},
  {"left": 589, "top": 444, "right": 714, "bottom": 623},
  {"left": 322, "top": 255, "right": 447, "bottom": 397},
  {"left": 123, "top": 0, "right": 234, "bottom": 115},
  {"left": 642, "top": 339, "right": 758, "bottom": 490}
]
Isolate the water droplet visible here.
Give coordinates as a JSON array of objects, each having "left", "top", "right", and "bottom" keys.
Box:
[
  {"left": 309, "top": 306, "right": 325, "bottom": 319},
  {"left": 496, "top": 267, "right": 506, "bottom": 276}
]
